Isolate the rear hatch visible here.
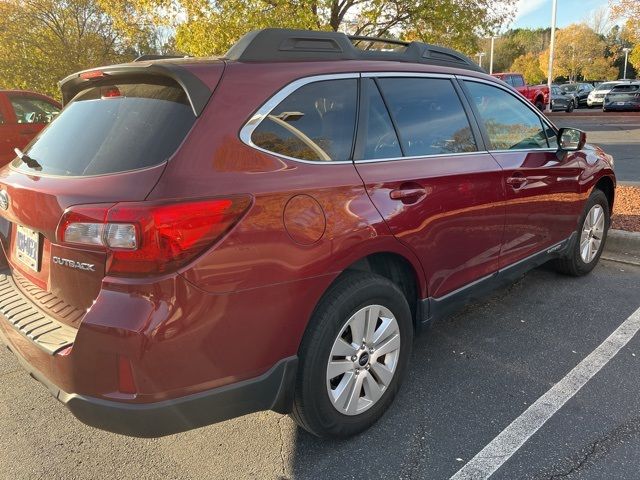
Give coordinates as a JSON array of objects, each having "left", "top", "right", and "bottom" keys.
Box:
[{"left": 0, "top": 62, "right": 218, "bottom": 328}]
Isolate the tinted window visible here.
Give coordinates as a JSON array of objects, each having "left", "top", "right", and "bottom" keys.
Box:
[
  {"left": 512, "top": 76, "right": 525, "bottom": 88},
  {"left": 14, "top": 83, "right": 195, "bottom": 177},
  {"left": 377, "top": 78, "right": 477, "bottom": 156},
  {"left": 251, "top": 79, "right": 357, "bottom": 161},
  {"left": 358, "top": 79, "right": 402, "bottom": 160},
  {"left": 9, "top": 95, "right": 60, "bottom": 125},
  {"left": 611, "top": 84, "right": 639, "bottom": 93},
  {"left": 464, "top": 81, "right": 549, "bottom": 150}
]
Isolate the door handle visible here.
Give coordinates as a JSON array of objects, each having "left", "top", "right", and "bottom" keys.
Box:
[
  {"left": 506, "top": 175, "right": 527, "bottom": 189},
  {"left": 389, "top": 187, "right": 427, "bottom": 204}
]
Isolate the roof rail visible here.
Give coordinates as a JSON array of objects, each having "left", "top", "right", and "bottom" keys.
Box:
[
  {"left": 134, "top": 54, "right": 188, "bottom": 62},
  {"left": 224, "top": 28, "right": 482, "bottom": 72}
]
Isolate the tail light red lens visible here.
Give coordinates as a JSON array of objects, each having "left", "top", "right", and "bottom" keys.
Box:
[{"left": 57, "top": 196, "right": 251, "bottom": 276}]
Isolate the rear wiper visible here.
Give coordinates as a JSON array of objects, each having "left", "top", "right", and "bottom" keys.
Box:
[{"left": 14, "top": 148, "right": 42, "bottom": 171}]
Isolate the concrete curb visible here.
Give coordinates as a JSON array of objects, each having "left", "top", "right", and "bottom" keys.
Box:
[{"left": 603, "top": 229, "right": 640, "bottom": 266}]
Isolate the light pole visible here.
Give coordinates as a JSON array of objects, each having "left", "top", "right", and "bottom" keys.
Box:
[
  {"left": 545, "top": 0, "right": 558, "bottom": 113},
  {"left": 623, "top": 47, "right": 631, "bottom": 79},
  {"left": 477, "top": 52, "right": 486, "bottom": 69},
  {"left": 489, "top": 36, "right": 497, "bottom": 74}
]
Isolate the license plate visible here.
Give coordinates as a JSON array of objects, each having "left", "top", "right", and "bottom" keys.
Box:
[
  {"left": 16, "top": 225, "right": 40, "bottom": 272},
  {"left": 617, "top": 102, "right": 626, "bottom": 105}
]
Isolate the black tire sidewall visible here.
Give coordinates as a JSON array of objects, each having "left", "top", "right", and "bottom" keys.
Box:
[{"left": 294, "top": 272, "right": 413, "bottom": 438}]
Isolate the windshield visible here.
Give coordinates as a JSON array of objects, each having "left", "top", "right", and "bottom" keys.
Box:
[
  {"left": 12, "top": 82, "right": 196, "bottom": 177},
  {"left": 595, "top": 82, "right": 618, "bottom": 91},
  {"left": 560, "top": 85, "right": 578, "bottom": 92}
]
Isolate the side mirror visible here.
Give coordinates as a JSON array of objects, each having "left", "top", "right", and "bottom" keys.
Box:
[{"left": 558, "top": 127, "right": 586, "bottom": 151}]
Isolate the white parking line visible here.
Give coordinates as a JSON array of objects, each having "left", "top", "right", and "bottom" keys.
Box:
[{"left": 450, "top": 305, "right": 640, "bottom": 480}]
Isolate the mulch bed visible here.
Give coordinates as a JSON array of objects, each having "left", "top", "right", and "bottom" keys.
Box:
[{"left": 612, "top": 185, "right": 640, "bottom": 232}]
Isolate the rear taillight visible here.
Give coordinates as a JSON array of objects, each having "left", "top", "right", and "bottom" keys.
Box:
[{"left": 56, "top": 197, "right": 251, "bottom": 276}]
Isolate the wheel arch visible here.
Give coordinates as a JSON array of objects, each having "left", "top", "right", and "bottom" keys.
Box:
[
  {"left": 332, "top": 251, "right": 425, "bottom": 329},
  {"left": 593, "top": 175, "right": 615, "bottom": 213}
]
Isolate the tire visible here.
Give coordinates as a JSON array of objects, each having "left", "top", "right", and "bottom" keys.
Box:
[
  {"left": 291, "top": 271, "right": 413, "bottom": 438},
  {"left": 535, "top": 99, "right": 544, "bottom": 111},
  {"left": 566, "top": 100, "right": 574, "bottom": 112},
  {"left": 553, "top": 189, "right": 610, "bottom": 276}
]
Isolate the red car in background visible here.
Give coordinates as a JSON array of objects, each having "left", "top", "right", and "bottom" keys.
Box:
[
  {"left": 0, "top": 90, "right": 61, "bottom": 165},
  {"left": 492, "top": 72, "right": 550, "bottom": 110}
]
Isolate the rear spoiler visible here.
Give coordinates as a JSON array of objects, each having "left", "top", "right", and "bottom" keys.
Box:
[{"left": 59, "top": 63, "right": 213, "bottom": 116}]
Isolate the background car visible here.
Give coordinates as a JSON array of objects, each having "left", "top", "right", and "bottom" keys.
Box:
[
  {"left": 550, "top": 85, "right": 575, "bottom": 112},
  {"left": 0, "top": 90, "right": 61, "bottom": 165},
  {"left": 559, "top": 83, "right": 593, "bottom": 108},
  {"left": 492, "top": 72, "right": 549, "bottom": 110},
  {"left": 603, "top": 82, "right": 640, "bottom": 111},
  {"left": 586, "top": 81, "right": 632, "bottom": 108}
]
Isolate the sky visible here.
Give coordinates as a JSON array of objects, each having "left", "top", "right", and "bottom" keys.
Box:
[{"left": 510, "top": 0, "right": 611, "bottom": 30}]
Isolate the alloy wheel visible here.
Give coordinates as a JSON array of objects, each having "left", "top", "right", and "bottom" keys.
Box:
[
  {"left": 326, "top": 305, "right": 401, "bottom": 416},
  {"left": 580, "top": 204, "right": 605, "bottom": 263}
]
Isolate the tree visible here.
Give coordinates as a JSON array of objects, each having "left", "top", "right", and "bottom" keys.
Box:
[
  {"left": 488, "top": 28, "right": 550, "bottom": 74},
  {"left": 0, "top": 0, "right": 161, "bottom": 98},
  {"left": 610, "top": 0, "right": 640, "bottom": 41},
  {"left": 582, "top": 57, "right": 619, "bottom": 80},
  {"left": 585, "top": 6, "right": 612, "bottom": 36},
  {"left": 538, "top": 23, "right": 615, "bottom": 82},
  {"left": 630, "top": 45, "right": 640, "bottom": 73},
  {"left": 610, "top": 1, "right": 639, "bottom": 77},
  {"left": 510, "top": 52, "right": 545, "bottom": 84},
  {"left": 102, "top": 0, "right": 518, "bottom": 57}
]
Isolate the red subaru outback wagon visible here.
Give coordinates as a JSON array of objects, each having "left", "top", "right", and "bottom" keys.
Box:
[{"left": 0, "top": 29, "right": 615, "bottom": 439}]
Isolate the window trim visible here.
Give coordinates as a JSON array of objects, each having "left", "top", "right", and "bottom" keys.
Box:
[
  {"left": 239, "top": 73, "right": 360, "bottom": 165},
  {"left": 239, "top": 71, "right": 559, "bottom": 165},
  {"left": 456, "top": 76, "right": 559, "bottom": 152}
]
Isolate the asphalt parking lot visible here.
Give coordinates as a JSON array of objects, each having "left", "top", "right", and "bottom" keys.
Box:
[
  {"left": 551, "top": 111, "right": 640, "bottom": 183},
  {"left": 1, "top": 112, "right": 639, "bottom": 480},
  {"left": 1, "top": 259, "right": 639, "bottom": 480}
]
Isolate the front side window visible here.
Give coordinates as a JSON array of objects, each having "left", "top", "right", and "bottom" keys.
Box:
[
  {"left": 464, "top": 81, "right": 549, "bottom": 150},
  {"left": 376, "top": 77, "right": 477, "bottom": 156},
  {"left": 251, "top": 79, "right": 357, "bottom": 162},
  {"left": 8, "top": 95, "right": 60, "bottom": 125}
]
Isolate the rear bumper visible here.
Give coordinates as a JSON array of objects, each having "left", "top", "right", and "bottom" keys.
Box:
[{"left": 1, "top": 326, "right": 297, "bottom": 437}]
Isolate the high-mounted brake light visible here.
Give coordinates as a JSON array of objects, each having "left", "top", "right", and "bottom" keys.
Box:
[
  {"left": 56, "top": 197, "right": 252, "bottom": 276},
  {"left": 80, "top": 70, "right": 107, "bottom": 80}
]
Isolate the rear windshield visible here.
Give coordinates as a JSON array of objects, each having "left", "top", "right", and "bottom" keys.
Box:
[
  {"left": 13, "top": 83, "right": 195, "bottom": 177},
  {"left": 611, "top": 84, "right": 639, "bottom": 93}
]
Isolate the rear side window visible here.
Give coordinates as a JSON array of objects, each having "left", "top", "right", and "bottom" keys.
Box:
[
  {"left": 464, "top": 81, "right": 549, "bottom": 150},
  {"left": 376, "top": 77, "right": 477, "bottom": 156},
  {"left": 14, "top": 83, "right": 195, "bottom": 176},
  {"left": 512, "top": 76, "right": 525, "bottom": 88},
  {"left": 8, "top": 95, "right": 60, "bottom": 125},
  {"left": 251, "top": 79, "right": 357, "bottom": 161},
  {"left": 358, "top": 79, "right": 402, "bottom": 160}
]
